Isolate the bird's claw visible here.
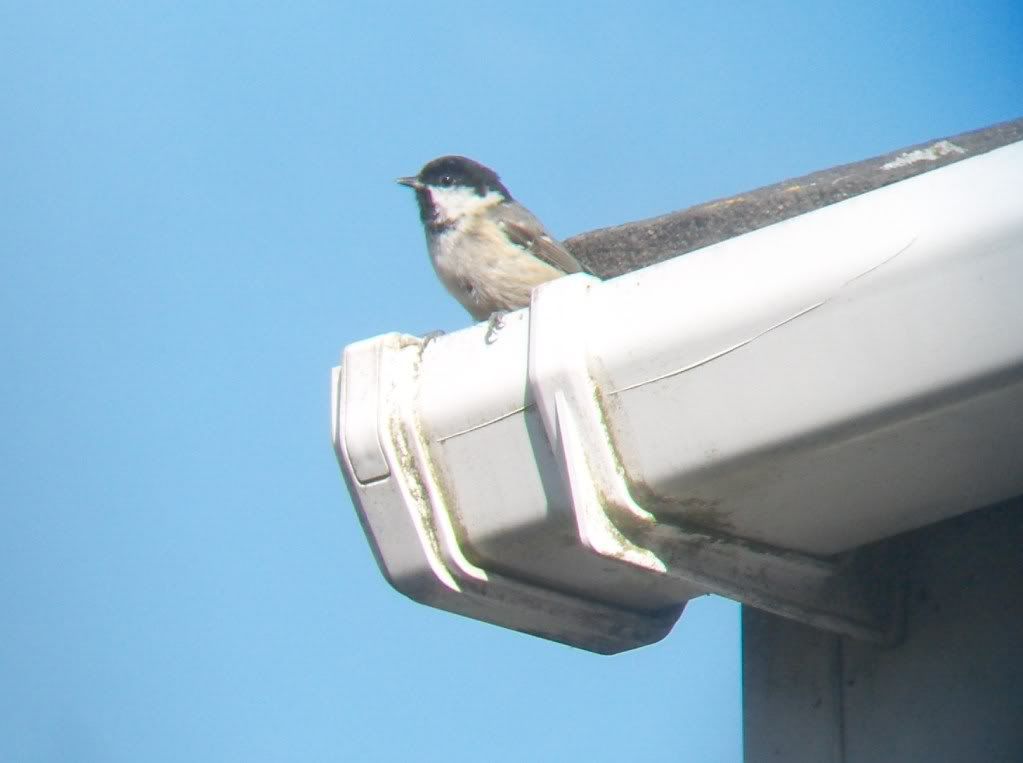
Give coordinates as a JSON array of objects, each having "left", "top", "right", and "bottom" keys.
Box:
[
  {"left": 420, "top": 330, "right": 445, "bottom": 353},
  {"left": 484, "top": 311, "right": 507, "bottom": 345}
]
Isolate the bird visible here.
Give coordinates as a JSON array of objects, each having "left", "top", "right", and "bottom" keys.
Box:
[{"left": 397, "top": 156, "right": 585, "bottom": 333}]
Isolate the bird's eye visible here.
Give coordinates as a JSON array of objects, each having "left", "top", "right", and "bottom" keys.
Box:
[{"left": 439, "top": 175, "right": 453, "bottom": 187}]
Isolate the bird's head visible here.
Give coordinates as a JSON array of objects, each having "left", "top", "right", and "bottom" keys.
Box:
[{"left": 398, "top": 155, "right": 512, "bottom": 231}]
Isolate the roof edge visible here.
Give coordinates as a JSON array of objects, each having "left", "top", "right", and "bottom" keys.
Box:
[{"left": 566, "top": 117, "right": 1023, "bottom": 278}]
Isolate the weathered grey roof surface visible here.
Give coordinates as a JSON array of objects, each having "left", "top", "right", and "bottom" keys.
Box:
[{"left": 565, "top": 117, "right": 1023, "bottom": 278}]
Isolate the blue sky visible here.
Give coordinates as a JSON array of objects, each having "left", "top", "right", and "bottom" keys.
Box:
[{"left": 2, "top": 2, "right": 1020, "bottom": 761}]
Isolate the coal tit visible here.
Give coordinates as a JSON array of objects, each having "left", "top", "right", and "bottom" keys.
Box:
[{"left": 397, "top": 155, "right": 585, "bottom": 323}]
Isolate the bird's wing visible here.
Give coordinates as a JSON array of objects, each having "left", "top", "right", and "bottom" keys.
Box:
[{"left": 494, "top": 204, "right": 586, "bottom": 275}]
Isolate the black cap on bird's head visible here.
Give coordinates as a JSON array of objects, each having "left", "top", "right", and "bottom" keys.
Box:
[
  {"left": 398, "top": 155, "right": 512, "bottom": 198},
  {"left": 398, "top": 156, "right": 512, "bottom": 228}
]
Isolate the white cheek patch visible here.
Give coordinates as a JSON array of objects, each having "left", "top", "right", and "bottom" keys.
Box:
[{"left": 429, "top": 186, "right": 503, "bottom": 225}]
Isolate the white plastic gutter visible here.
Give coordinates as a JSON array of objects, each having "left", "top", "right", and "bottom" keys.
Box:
[{"left": 332, "top": 140, "right": 1023, "bottom": 653}]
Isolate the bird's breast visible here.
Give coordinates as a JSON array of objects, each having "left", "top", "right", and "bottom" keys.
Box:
[{"left": 427, "top": 218, "right": 565, "bottom": 320}]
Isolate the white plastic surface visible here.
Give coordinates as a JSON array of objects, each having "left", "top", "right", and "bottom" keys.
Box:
[
  {"left": 333, "top": 333, "right": 684, "bottom": 654},
  {"left": 581, "top": 141, "right": 1023, "bottom": 554},
  {"left": 339, "top": 339, "right": 389, "bottom": 484}
]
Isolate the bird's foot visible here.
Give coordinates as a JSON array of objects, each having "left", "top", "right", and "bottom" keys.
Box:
[
  {"left": 484, "top": 311, "right": 507, "bottom": 345},
  {"left": 419, "top": 329, "right": 445, "bottom": 354}
]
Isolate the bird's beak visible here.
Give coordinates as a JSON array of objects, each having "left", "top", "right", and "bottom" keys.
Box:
[{"left": 396, "top": 176, "right": 422, "bottom": 189}]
